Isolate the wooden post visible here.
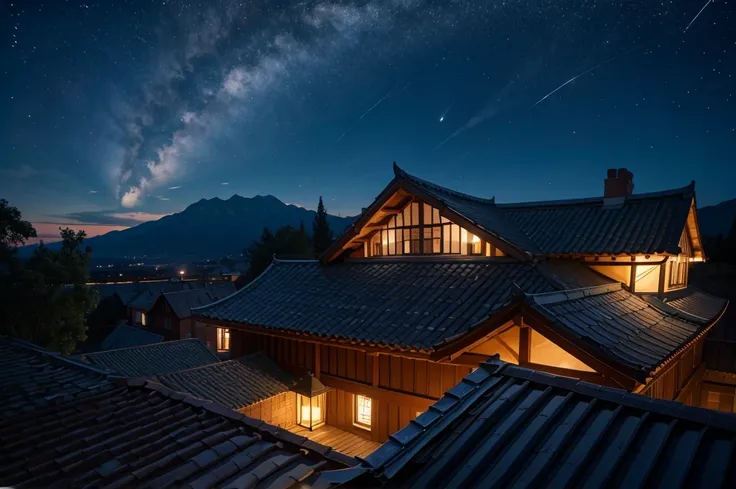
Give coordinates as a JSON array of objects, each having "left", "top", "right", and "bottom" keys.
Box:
[
  {"left": 314, "top": 344, "right": 321, "bottom": 379},
  {"left": 519, "top": 318, "right": 531, "bottom": 364},
  {"left": 658, "top": 262, "right": 667, "bottom": 298},
  {"left": 629, "top": 264, "right": 637, "bottom": 293},
  {"left": 372, "top": 353, "right": 379, "bottom": 387}
]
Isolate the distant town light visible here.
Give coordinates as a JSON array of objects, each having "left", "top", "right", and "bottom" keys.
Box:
[{"left": 179, "top": 270, "right": 185, "bottom": 275}]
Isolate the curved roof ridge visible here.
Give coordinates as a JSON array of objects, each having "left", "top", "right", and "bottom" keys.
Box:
[
  {"left": 393, "top": 162, "right": 496, "bottom": 205},
  {"left": 498, "top": 183, "right": 694, "bottom": 209}
]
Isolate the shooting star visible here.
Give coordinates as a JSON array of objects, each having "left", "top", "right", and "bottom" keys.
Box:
[
  {"left": 530, "top": 46, "right": 641, "bottom": 109},
  {"left": 684, "top": 0, "right": 713, "bottom": 32},
  {"left": 336, "top": 85, "right": 402, "bottom": 142}
]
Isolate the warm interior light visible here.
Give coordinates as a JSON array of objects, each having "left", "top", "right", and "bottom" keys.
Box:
[
  {"left": 301, "top": 404, "right": 322, "bottom": 423},
  {"left": 471, "top": 235, "right": 480, "bottom": 243},
  {"left": 179, "top": 270, "right": 185, "bottom": 275}
]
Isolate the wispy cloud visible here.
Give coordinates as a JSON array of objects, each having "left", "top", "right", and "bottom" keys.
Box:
[
  {"left": 221, "top": 182, "right": 229, "bottom": 185},
  {"left": 88, "top": 190, "right": 99, "bottom": 194},
  {"left": 155, "top": 195, "right": 171, "bottom": 201},
  {"left": 103, "top": 0, "right": 431, "bottom": 208},
  {"left": 168, "top": 185, "right": 182, "bottom": 190},
  {"left": 0, "top": 164, "right": 38, "bottom": 179},
  {"left": 57, "top": 210, "right": 170, "bottom": 227}
]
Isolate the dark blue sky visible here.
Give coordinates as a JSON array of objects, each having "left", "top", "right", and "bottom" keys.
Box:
[{"left": 1, "top": 0, "right": 734, "bottom": 240}]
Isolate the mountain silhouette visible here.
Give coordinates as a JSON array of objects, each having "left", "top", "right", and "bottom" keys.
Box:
[
  {"left": 23, "top": 195, "right": 354, "bottom": 259},
  {"left": 698, "top": 197, "right": 736, "bottom": 237}
]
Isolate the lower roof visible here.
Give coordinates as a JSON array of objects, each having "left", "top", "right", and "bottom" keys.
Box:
[
  {"left": 100, "top": 324, "right": 163, "bottom": 351},
  {"left": 643, "top": 287, "right": 729, "bottom": 325},
  {"left": 356, "top": 358, "right": 736, "bottom": 489},
  {"left": 80, "top": 338, "right": 220, "bottom": 377},
  {"left": 0, "top": 337, "right": 112, "bottom": 420},
  {"left": 523, "top": 283, "right": 719, "bottom": 382},
  {"left": 193, "top": 259, "right": 557, "bottom": 352},
  {"left": 0, "top": 378, "right": 353, "bottom": 489},
  {"left": 158, "top": 353, "right": 296, "bottom": 410}
]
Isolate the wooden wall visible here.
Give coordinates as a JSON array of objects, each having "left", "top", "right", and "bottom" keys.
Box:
[
  {"left": 639, "top": 338, "right": 704, "bottom": 404},
  {"left": 238, "top": 392, "right": 296, "bottom": 428},
  {"left": 217, "top": 328, "right": 472, "bottom": 442}
]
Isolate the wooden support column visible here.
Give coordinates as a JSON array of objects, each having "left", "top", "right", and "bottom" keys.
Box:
[
  {"left": 629, "top": 264, "right": 637, "bottom": 293},
  {"left": 314, "top": 344, "right": 321, "bottom": 379},
  {"left": 372, "top": 353, "right": 379, "bottom": 387},
  {"left": 658, "top": 263, "right": 667, "bottom": 298},
  {"left": 519, "top": 318, "right": 531, "bottom": 364}
]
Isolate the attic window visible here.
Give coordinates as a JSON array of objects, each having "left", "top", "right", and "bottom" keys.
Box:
[
  {"left": 367, "top": 200, "right": 490, "bottom": 257},
  {"left": 217, "top": 328, "right": 230, "bottom": 352}
]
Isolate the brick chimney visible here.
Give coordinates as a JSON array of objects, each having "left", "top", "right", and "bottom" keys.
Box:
[{"left": 604, "top": 168, "right": 634, "bottom": 198}]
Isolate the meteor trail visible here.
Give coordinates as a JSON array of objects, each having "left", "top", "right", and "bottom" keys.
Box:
[
  {"left": 337, "top": 86, "right": 400, "bottom": 142},
  {"left": 684, "top": 0, "right": 712, "bottom": 32},
  {"left": 530, "top": 46, "right": 641, "bottom": 109}
]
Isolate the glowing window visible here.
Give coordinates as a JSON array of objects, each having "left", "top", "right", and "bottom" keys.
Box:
[
  {"left": 141, "top": 312, "right": 147, "bottom": 326},
  {"left": 217, "top": 328, "right": 230, "bottom": 352},
  {"left": 354, "top": 395, "right": 372, "bottom": 430}
]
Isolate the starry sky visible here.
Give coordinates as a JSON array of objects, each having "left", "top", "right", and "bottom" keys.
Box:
[{"left": 2, "top": 0, "right": 734, "bottom": 242}]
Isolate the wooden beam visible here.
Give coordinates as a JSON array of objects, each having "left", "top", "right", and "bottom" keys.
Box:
[
  {"left": 431, "top": 306, "right": 519, "bottom": 362},
  {"left": 658, "top": 263, "right": 667, "bottom": 298},
  {"left": 449, "top": 352, "right": 490, "bottom": 367},
  {"left": 372, "top": 353, "right": 379, "bottom": 387},
  {"left": 629, "top": 263, "right": 637, "bottom": 293},
  {"left": 519, "top": 319, "right": 531, "bottom": 364},
  {"left": 314, "top": 343, "right": 321, "bottom": 379},
  {"left": 320, "top": 374, "right": 437, "bottom": 410},
  {"left": 193, "top": 317, "right": 433, "bottom": 360}
]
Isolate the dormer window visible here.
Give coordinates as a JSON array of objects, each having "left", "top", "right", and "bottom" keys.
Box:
[{"left": 367, "top": 200, "right": 495, "bottom": 257}]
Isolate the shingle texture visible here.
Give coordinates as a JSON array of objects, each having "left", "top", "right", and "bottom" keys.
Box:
[
  {"left": 164, "top": 283, "right": 237, "bottom": 319},
  {"left": 524, "top": 283, "right": 711, "bottom": 381},
  {"left": 195, "top": 259, "right": 556, "bottom": 351},
  {"left": 537, "top": 260, "right": 615, "bottom": 289},
  {"left": 498, "top": 185, "right": 695, "bottom": 255},
  {"left": 82, "top": 338, "right": 220, "bottom": 377},
  {"left": 656, "top": 288, "right": 728, "bottom": 324},
  {"left": 158, "top": 353, "right": 295, "bottom": 410},
  {"left": 101, "top": 324, "right": 164, "bottom": 351},
  {"left": 361, "top": 359, "right": 736, "bottom": 489},
  {"left": 0, "top": 379, "right": 353, "bottom": 489},
  {"left": 0, "top": 337, "right": 112, "bottom": 420}
]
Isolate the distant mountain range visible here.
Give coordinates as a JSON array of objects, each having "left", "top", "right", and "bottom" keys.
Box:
[
  {"left": 698, "top": 198, "right": 736, "bottom": 237},
  {"left": 22, "top": 195, "right": 355, "bottom": 259}
]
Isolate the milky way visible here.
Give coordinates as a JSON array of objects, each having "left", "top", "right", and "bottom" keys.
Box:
[{"left": 2, "top": 0, "right": 734, "bottom": 234}]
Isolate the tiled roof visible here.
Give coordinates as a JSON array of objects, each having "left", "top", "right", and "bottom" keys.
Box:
[
  {"left": 194, "top": 259, "right": 556, "bottom": 351},
  {"left": 81, "top": 339, "right": 220, "bottom": 377},
  {"left": 101, "top": 324, "right": 163, "bottom": 351},
  {"left": 498, "top": 185, "right": 695, "bottom": 256},
  {"left": 394, "top": 164, "right": 542, "bottom": 256},
  {"left": 126, "top": 280, "right": 207, "bottom": 309},
  {"left": 158, "top": 353, "right": 295, "bottom": 410},
  {"left": 164, "top": 283, "right": 237, "bottom": 319},
  {"left": 128, "top": 289, "right": 162, "bottom": 312},
  {"left": 523, "top": 283, "right": 713, "bottom": 382},
  {"left": 358, "top": 358, "right": 736, "bottom": 489},
  {"left": 536, "top": 260, "right": 616, "bottom": 289},
  {"left": 0, "top": 378, "right": 353, "bottom": 489},
  {"left": 0, "top": 337, "right": 112, "bottom": 420},
  {"left": 644, "top": 287, "right": 728, "bottom": 324}
]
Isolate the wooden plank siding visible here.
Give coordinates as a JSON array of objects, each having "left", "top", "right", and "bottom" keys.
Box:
[
  {"left": 639, "top": 337, "right": 705, "bottom": 405},
  {"left": 224, "top": 328, "right": 472, "bottom": 442},
  {"left": 237, "top": 391, "right": 296, "bottom": 429}
]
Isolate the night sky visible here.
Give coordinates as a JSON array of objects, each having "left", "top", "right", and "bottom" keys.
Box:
[{"left": 2, "top": 0, "right": 734, "bottom": 242}]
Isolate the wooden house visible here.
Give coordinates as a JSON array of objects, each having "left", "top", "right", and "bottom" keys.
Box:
[{"left": 192, "top": 164, "right": 728, "bottom": 446}]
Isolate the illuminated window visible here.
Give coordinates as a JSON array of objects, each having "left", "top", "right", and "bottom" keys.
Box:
[
  {"left": 367, "top": 200, "right": 488, "bottom": 257},
  {"left": 668, "top": 229, "right": 691, "bottom": 289},
  {"left": 141, "top": 312, "right": 147, "bottom": 326},
  {"left": 217, "top": 328, "right": 230, "bottom": 352},
  {"left": 297, "top": 393, "right": 325, "bottom": 430},
  {"left": 354, "top": 395, "right": 372, "bottom": 430}
]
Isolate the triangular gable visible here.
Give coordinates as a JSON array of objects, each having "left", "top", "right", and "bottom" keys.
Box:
[
  {"left": 321, "top": 163, "right": 531, "bottom": 262},
  {"left": 685, "top": 197, "right": 705, "bottom": 259}
]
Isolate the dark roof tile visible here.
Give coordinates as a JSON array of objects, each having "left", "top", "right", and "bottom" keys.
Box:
[
  {"left": 524, "top": 284, "right": 714, "bottom": 381},
  {"left": 0, "top": 337, "right": 113, "bottom": 420},
  {"left": 81, "top": 339, "right": 220, "bottom": 377},
  {"left": 357, "top": 358, "right": 736, "bottom": 489},
  {"left": 158, "top": 353, "right": 294, "bottom": 410},
  {"left": 164, "top": 283, "right": 237, "bottom": 319},
  {"left": 194, "top": 260, "right": 556, "bottom": 351},
  {"left": 100, "top": 324, "right": 163, "bottom": 351}
]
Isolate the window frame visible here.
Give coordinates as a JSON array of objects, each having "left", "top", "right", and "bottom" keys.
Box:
[{"left": 353, "top": 394, "right": 372, "bottom": 431}]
